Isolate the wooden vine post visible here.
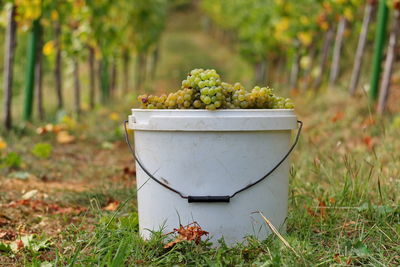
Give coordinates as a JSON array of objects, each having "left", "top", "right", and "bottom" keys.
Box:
[
  {"left": 349, "top": 0, "right": 376, "bottom": 95},
  {"left": 3, "top": 4, "right": 17, "bottom": 130}
]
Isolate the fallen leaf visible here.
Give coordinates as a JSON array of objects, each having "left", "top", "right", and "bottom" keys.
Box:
[
  {"left": 53, "top": 125, "right": 63, "bottom": 134},
  {"left": 22, "top": 189, "right": 39, "bottom": 200},
  {"left": 103, "top": 201, "right": 120, "bottom": 211},
  {"left": 0, "top": 215, "right": 10, "bottom": 226},
  {"left": 0, "top": 230, "right": 16, "bottom": 241},
  {"left": 52, "top": 206, "right": 87, "bottom": 215},
  {"left": 15, "top": 240, "right": 24, "bottom": 251},
  {"left": 101, "top": 141, "right": 115, "bottom": 150},
  {"left": 362, "top": 136, "right": 374, "bottom": 150},
  {"left": 57, "top": 131, "right": 76, "bottom": 144},
  {"left": 164, "top": 222, "right": 208, "bottom": 248},
  {"left": 109, "top": 112, "right": 120, "bottom": 121},
  {"left": 0, "top": 138, "right": 7, "bottom": 150},
  {"left": 331, "top": 111, "right": 344, "bottom": 122},
  {"left": 45, "top": 124, "right": 54, "bottom": 132},
  {"left": 342, "top": 221, "right": 356, "bottom": 228},
  {"left": 361, "top": 117, "right": 375, "bottom": 128},
  {"left": 306, "top": 200, "right": 328, "bottom": 218},
  {"left": 319, "top": 200, "right": 327, "bottom": 217},
  {"left": 333, "top": 253, "right": 341, "bottom": 263},
  {"left": 7, "top": 199, "right": 86, "bottom": 215},
  {"left": 36, "top": 127, "right": 47, "bottom": 135},
  {"left": 123, "top": 166, "right": 136, "bottom": 175}
]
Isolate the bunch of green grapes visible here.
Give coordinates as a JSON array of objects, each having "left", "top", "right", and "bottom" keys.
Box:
[
  {"left": 137, "top": 68, "right": 294, "bottom": 110},
  {"left": 181, "top": 69, "right": 223, "bottom": 109},
  {"left": 270, "top": 96, "right": 295, "bottom": 109},
  {"left": 138, "top": 94, "right": 167, "bottom": 109}
]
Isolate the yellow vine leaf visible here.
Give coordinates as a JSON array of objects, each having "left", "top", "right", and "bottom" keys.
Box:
[
  {"left": 43, "top": 41, "right": 55, "bottom": 56},
  {"left": 344, "top": 8, "right": 354, "bottom": 21},
  {"left": 298, "top": 32, "right": 312, "bottom": 46},
  {"left": 109, "top": 112, "right": 120, "bottom": 121},
  {"left": 0, "top": 138, "right": 7, "bottom": 150}
]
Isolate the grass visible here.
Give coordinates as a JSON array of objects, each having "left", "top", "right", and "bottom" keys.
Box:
[{"left": 1, "top": 8, "right": 400, "bottom": 267}]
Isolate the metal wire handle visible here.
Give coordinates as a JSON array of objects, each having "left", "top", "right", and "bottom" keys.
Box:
[{"left": 124, "top": 119, "right": 303, "bottom": 203}]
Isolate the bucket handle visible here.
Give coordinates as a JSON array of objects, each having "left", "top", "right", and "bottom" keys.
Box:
[{"left": 124, "top": 119, "right": 303, "bottom": 203}]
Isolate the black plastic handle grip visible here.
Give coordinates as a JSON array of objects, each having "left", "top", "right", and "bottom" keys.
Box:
[{"left": 188, "top": 195, "right": 231, "bottom": 203}]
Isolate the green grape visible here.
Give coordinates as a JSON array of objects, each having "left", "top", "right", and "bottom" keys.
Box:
[
  {"left": 203, "top": 96, "right": 212, "bottom": 105},
  {"left": 193, "top": 100, "right": 202, "bottom": 108},
  {"left": 207, "top": 104, "right": 216, "bottom": 110},
  {"left": 137, "top": 68, "right": 293, "bottom": 110}
]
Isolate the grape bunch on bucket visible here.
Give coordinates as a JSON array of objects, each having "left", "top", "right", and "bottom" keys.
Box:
[{"left": 138, "top": 69, "right": 294, "bottom": 110}]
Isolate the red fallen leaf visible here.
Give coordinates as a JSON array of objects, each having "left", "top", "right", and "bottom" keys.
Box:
[
  {"left": 103, "top": 201, "right": 120, "bottom": 211},
  {"left": 362, "top": 136, "right": 374, "bottom": 150},
  {"left": 16, "top": 240, "right": 24, "bottom": 250},
  {"left": 164, "top": 222, "right": 209, "bottom": 249},
  {"left": 331, "top": 111, "right": 344, "bottom": 122},
  {"left": 306, "top": 200, "right": 327, "bottom": 218}
]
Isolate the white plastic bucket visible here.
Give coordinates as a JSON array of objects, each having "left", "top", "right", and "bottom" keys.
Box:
[{"left": 126, "top": 109, "right": 299, "bottom": 245}]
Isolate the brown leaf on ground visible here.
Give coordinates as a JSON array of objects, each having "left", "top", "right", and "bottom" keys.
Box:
[
  {"left": 331, "top": 111, "right": 344, "bottom": 122},
  {"left": 7, "top": 199, "right": 86, "bottom": 215},
  {"left": 319, "top": 200, "right": 327, "bottom": 217},
  {"left": 361, "top": 117, "right": 375, "bottom": 128},
  {"left": 0, "top": 218, "right": 9, "bottom": 226},
  {"left": 16, "top": 240, "right": 24, "bottom": 250},
  {"left": 334, "top": 253, "right": 341, "bottom": 263},
  {"left": 0, "top": 230, "right": 17, "bottom": 241},
  {"left": 57, "top": 131, "right": 76, "bottom": 144},
  {"left": 53, "top": 206, "right": 87, "bottom": 215},
  {"left": 103, "top": 200, "right": 120, "bottom": 211},
  {"left": 123, "top": 166, "right": 136, "bottom": 176},
  {"left": 306, "top": 200, "right": 327, "bottom": 218},
  {"left": 36, "top": 127, "right": 48, "bottom": 135},
  {"left": 0, "top": 213, "right": 11, "bottom": 226},
  {"left": 36, "top": 124, "right": 64, "bottom": 135},
  {"left": 164, "top": 222, "right": 209, "bottom": 249}
]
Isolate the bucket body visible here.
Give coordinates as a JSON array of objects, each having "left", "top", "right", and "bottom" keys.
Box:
[{"left": 128, "top": 109, "right": 297, "bottom": 245}]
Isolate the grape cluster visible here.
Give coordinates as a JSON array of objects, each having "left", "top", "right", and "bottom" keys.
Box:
[{"left": 138, "top": 68, "right": 294, "bottom": 110}]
